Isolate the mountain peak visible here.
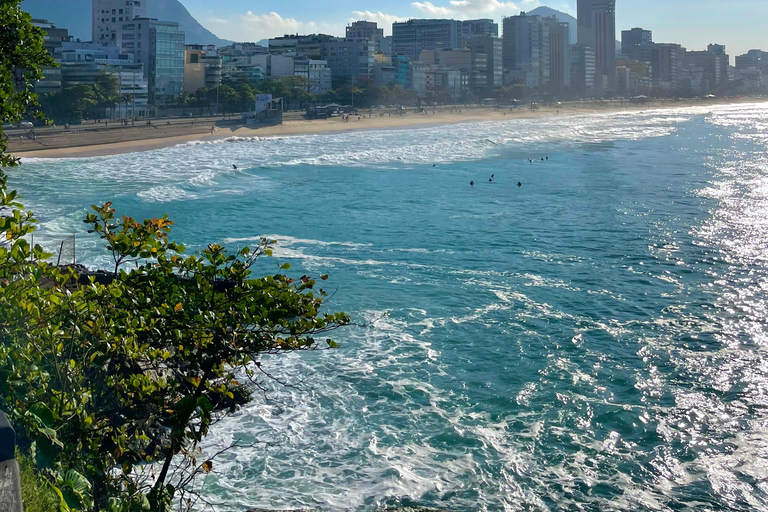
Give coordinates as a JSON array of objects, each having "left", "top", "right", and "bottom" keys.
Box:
[{"left": 21, "top": 0, "right": 230, "bottom": 46}]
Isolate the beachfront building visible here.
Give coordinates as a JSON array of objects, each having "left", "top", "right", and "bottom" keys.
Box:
[
  {"left": 577, "top": 0, "right": 616, "bottom": 92},
  {"left": 31, "top": 19, "right": 70, "bottom": 95},
  {"left": 570, "top": 44, "right": 596, "bottom": 97},
  {"left": 502, "top": 13, "right": 545, "bottom": 87},
  {"left": 621, "top": 28, "right": 652, "bottom": 59},
  {"left": 463, "top": 35, "right": 503, "bottom": 91},
  {"left": 92, "top": 0, "right": 146, "bottom": 44},
  {"left": 183, "top": 45, "right": 222, "bottom": 94},
  {"left": 633, "top": 43, "right": 686, "bottom": 93},
  {"left": 220, "top": 58, "right": 266, "bottom": 84},
  {"left": 293, "top": 59, "right": 332, "bottom": 94},
  {"left": 117, "top": 18, "right": 185, "bottom": 105},
  {"left": 268, "top": 34, "right": 375, "bottom": 84},
  {"left": 616, "top": 58, "right": 652, "bottom": 96},
  {"left": 58, "top": 41, "right": 149, "bottom": 117},
  {"left": 461, "top": 19, "right": 499, "bottom": 39},
  {"left": 409, "top": 61, "right": 428, "bottom": 97},
  {"left": 685, "top": 45, "right": 730, "bottom": 94},
  {"left": 546, "top": 17, "right": 571, "bottom": 91},
  {"left": 347, "top": 21, "right": 384, "bottom": 52},
  {"left": 392, "top": 19, "right": 462, "bottom": 61},
  {"left": 323, "top": 37, "right": 376, "bottom": 84},
  {"left": 392, "top": 19, "right": 498, "bottom": 61}
]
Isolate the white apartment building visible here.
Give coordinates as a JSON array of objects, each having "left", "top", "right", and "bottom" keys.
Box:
[{"left": 92, "top": 0, "right": 147, "bottom": 44}]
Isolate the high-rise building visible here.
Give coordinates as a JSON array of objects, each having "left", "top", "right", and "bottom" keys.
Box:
[
  {"left": 577, "top": 0, "right": 616, "bottom": 91},
  {"left": 502, "top": 13, "right": 544, "bottom": 87},
  {"left": 463, "top": 35, "right": 503, "bottom": 91},
  {"left": 461, "top": 19, "right": 499, "bottom": 39},
  {"left": 347, "top": 21, "right": 384, "bottom": 52},
  {"left": 570, "top": 44, "right": 595, "bottom": 97},
  {"left": 686, "top": 44, "right": 730, "bottom": 93},
  {"left": 323, "top": 37, "right": 376, "bottom": 82},
  {"left": 31, "top": 19, "right": 70, "bottom": 95},
  {"left": 546, "top": 17, "right": 571, "bottom": 90},
  {"left": 268, "top": 34, "right": 375, "bottom": 82},
  {"left": 622, "top": 28, "right": 652, "bottom": 56},
  {"left": 392, "top": 19, "right": 463, "bottom": 60},
  {"left": 634, "top": 43, "right": 686, "bottom": 91},
  {"left": 92, "top": 0, "right": 146, "bottom": 44},
  {"left": 117, "top": 18, "right": 185, "bottom": 105}
]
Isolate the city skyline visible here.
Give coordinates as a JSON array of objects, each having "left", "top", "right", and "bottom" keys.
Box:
[{"left": 175, "top": 0, "right": 768, "bottom": 58}]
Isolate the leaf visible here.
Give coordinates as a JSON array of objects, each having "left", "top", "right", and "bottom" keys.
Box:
[
  {"left": 201, "top": 460, "right": 213, "bottom": 473},
  {"left": 280, "top": 263, "right": 291, "bottom": 270},
  {"left": 174, "top": 303, "right": 183, "bottom": 312}
]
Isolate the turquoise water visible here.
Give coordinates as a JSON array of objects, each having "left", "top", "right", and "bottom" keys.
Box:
[{"left": 13, "top": 103, "right": 768, "bottom": 511}]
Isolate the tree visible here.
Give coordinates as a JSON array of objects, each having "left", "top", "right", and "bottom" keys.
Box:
[
  {"left": 0, "top": 0, "right": 55, "bottom": 166},
  {"left": 0, "top": 3, "right": 350, "bottom": 511},
  {"left": 93, "top": 71, "right": 121, "bottom": 115},
  {"left": 235, "top": 83, "right": 255, "bottom": 111},
  {"left": 0, "top": 203, "right": 350, "bottom": 511},
  {"left": 173, "top": 90, "right": 193, "bottom": 108},
  {"left": 120, "top": 93, "right": 134, "bottom": 118},
  {"left": 216, "top": 84, "right": 239, "bottom": 114}
]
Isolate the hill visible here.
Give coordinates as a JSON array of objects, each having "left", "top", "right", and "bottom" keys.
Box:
[
  {"left": 526, "top": 6, "right": 577, "bottom": 44},
  {"left": 21, "top": 0, "right": 229, "bottom": 46}
]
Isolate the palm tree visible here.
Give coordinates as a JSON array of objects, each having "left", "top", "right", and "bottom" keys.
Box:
[{"left": 121, "top": 93, "right": 134, "bottom": 120}]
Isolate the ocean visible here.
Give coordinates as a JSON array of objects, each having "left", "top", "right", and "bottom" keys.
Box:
[{"left": 12, "top": 102, "right": 768, "bottom": 511}]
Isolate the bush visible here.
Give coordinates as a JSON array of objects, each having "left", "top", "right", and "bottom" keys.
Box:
[{"left": 18, "top": 449, "right": 59, "bottom": 512}]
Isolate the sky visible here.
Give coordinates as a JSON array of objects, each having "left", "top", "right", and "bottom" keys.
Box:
[{"left": 179, "top": 0, "right": 768, "bottom": 57}]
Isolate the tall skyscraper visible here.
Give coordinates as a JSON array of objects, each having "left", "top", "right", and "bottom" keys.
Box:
[
  {"left": 577, "top": 0, "right": 616, "bottom": 91},
  {"left": 546, "top": 17, "right": 571, "bottom": 90},
  {"left": 92, "top": 0, "right": 146, "bottom": 43},
  {"left": 502, "top": 14, "right": 544, "bottom": 87},
  {"left": 117, "top": 18, "right": 185, "bottom": 105}
]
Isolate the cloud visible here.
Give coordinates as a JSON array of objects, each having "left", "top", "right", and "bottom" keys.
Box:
[
  {"left": 411, "top": 2, "right": 455, "bottom": 17},
  {"left": 412, "top": 0, "right": 544, "bottom": 18},
  {"left": 350, "top": 11, "right": 409, "bottom": 35},
  {"left": 205, "top": 11, "right": 344, "bottom": 42}
]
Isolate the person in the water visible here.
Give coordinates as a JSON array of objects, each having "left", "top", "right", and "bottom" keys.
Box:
[
  {"left": 517, "top": 182, "right": 522, "bottom": 187},
  {"left": 232, "top": 164, "right": 237, "bottom": 169},
  {"left": 470, "top": 181, "right": 475, "bottom": 186}
]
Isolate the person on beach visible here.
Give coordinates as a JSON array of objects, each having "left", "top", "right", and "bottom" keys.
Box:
[{"left": 211, "top": 126, "right": 214, "bottom": 135}]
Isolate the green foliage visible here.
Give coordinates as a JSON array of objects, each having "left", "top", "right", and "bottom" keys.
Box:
[
  {"left": 18, "top": 449, "right": 60, "bottom": 512},
  {"left": 0, "top": 0, "right": 56, "bottom": 167},
  {"left": 0, "top": 193, "right": 350, "bottom": 511},
  {"left": 38, "top": 71, "right": 122, "bottom": 123}
]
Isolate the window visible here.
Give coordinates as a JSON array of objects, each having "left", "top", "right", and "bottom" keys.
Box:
[{"left": 119, "top": 9, "right": 123, "bottom": 14}]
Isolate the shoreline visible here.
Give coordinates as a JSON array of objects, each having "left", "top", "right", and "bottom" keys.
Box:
[{"left": 11, "top": 99, "right": 765, "bottom": 159}]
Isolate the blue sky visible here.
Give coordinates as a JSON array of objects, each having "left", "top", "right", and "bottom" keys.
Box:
[{"left": 180, "top": 0, "right": 768, "bottom": 57}]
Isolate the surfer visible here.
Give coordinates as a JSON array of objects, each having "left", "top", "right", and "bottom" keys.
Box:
[{"left": 232, "top": 164, "right": 238, "bottom": 170}]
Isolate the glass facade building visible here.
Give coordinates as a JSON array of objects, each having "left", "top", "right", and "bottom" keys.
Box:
[
  {"left": 150, "top": 21, "right": 185, "bottom": 105},
  {"left": 117, "top": 18, "right": 184, "bottom": 106}
]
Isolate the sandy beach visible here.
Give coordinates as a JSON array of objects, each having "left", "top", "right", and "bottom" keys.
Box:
[{"left": 8, "top": 99, "right": 763, "bottom": 159}]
